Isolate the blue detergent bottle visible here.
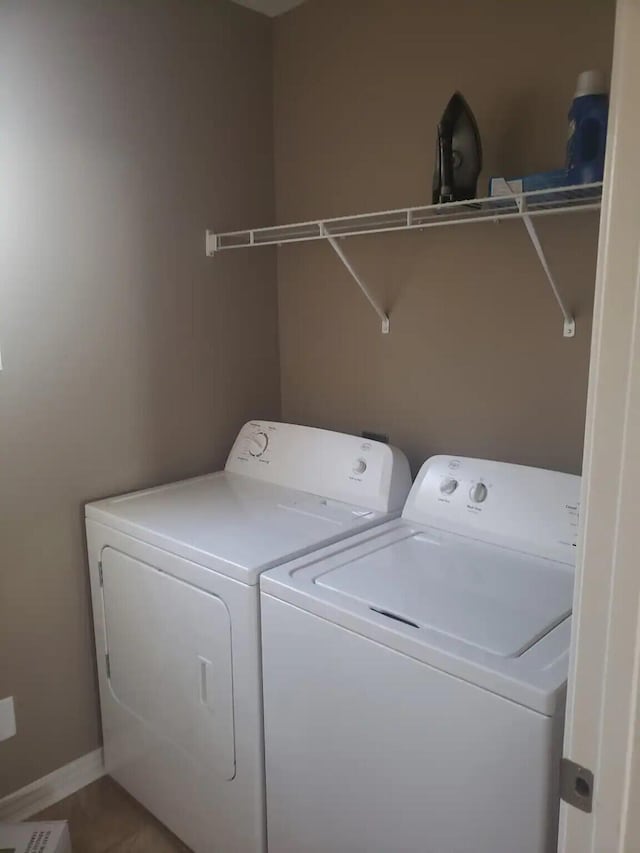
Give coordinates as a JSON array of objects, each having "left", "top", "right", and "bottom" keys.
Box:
[{"left": 567, "top": 70, "right": 609, "bottom": 184}]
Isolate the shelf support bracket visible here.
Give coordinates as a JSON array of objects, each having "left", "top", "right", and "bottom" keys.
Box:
[
  {"left": 517, "top": 196, "right": 575, "bottom": 338},
  {"left": 206, "top": 230, "right": 216, "bottom": 256},
  {"left": 321, "top": 224, "right": 390, "bottom": 334}
]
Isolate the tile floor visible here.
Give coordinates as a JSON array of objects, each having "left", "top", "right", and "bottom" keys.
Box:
[{"left": 34, "top": 776, "right": 191, "bottom": 853}]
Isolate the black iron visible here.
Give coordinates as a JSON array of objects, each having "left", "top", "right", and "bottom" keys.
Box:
[{"left": 432, "top": 92, "right": 482, "bottom": 204}]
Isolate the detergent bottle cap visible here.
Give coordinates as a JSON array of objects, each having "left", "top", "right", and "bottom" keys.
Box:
[{"left": 575, "top": 69, "right": 608, "bottom": 98}]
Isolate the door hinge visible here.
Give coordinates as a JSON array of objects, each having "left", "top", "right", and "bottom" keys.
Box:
[
  {"left": 560, "top": 757, "right": 594, "bottom": 813},
  {"left": 105, "top": 653, "right": 111, "bottom": 679},
  {"left": 98, "top": 560, "right": 103, "bottom": 586}
]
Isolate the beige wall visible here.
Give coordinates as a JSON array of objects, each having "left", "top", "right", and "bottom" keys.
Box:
[
  {"left": 0, "top": 0, "right": 279, "bottom": 796},
  {"left": 274, "top": 0, "right": 615, "bottom": 474}
]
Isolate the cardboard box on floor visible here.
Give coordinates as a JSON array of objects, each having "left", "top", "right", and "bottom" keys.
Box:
[{"left": 0, "top": 821, "right": 71, "bottom": 853}]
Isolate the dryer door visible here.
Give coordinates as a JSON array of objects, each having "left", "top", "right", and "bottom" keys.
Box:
[{"left": 101, "top": 547, "right": 235, "bottom": 780}]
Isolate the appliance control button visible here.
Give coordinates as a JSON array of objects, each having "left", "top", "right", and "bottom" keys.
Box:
[
  {"left": 469, "top": 482, "right": 488, "bottom": 503},
  {"left": 248, "top": 431, "right": 269, "bottom": 457},
  {"left": 353, "top": 458, "right": 367, "bottom": 475},
  {"left": 440, "top": 478, "right": 459, "bottom": 495}
]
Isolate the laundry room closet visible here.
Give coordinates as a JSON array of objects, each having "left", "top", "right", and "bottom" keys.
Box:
[{"left": 0, "top": 0, "right": 618, "bottom": 850}]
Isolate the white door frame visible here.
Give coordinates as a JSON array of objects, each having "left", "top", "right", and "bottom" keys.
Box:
[{"left": 560, "top": 0, "right": 640, "bottom": 850}]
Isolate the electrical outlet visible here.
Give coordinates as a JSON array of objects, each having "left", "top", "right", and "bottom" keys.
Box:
[{"left": 0, "top": 696, "right": 16, "bottom": 741}]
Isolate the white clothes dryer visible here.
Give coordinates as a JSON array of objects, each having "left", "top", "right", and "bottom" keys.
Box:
[
  {"left": 86, "top": 421, "right": 410, "bottom": 853},
  {"left": 260, "top": 454, "right": 581, "bottom": 853}
]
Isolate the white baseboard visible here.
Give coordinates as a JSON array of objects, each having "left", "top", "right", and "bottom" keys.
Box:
[{"left": 0, "top": 748, "right": 105, "bottom": 822}]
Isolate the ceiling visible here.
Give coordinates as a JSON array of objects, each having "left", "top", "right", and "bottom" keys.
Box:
[{"left": 230, "top": 0, "right": 307, "bottom": 16}]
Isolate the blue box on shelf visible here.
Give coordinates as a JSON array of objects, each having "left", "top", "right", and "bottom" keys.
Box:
[
  {"left": 488, "top": 169, "right": 569, "bottom": 199},
  {"left": 489, "top": 169, "right": 569, "bottom": 210}
]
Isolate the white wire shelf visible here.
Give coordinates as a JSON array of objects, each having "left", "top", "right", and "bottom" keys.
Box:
[
  {"left": 207, "top": 183, "right": 602, "bottom": 251},
  {"left": 205, "top": 182, "right": 602, "bottom": 337}
]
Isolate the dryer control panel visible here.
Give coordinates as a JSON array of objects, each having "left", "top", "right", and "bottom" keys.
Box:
[
  {"left": 225, "top": 421, "right": 411, "bottom": 514},
  {"left": 403, "top": 455, "right": 581, "bottom": 565}
]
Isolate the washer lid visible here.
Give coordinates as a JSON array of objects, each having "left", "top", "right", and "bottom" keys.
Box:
[{"left": 315, "top": 529, "right": 573, "bottom": 658}]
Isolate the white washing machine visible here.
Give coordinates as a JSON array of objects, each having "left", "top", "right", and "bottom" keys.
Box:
[
  {"left": 85, "top": 421, "right": 411, "bottom": 853},
  {"left": 260, "top": 455, "right": 581, "bottom": 853}
]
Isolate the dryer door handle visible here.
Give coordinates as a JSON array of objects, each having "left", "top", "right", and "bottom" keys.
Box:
[{"left": 198, "top": 655, "right": 215, "bottom": 712}]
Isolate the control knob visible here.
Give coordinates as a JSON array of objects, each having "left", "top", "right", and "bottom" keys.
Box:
[
  {"left": 440, "top": 478, "right": 458, "bottom": 495},
  {"left": 353, "top": 458, "right": 367, "bottom": 475},
  {"left": 469, "top": 482, "right": 488, "bottom": 503},
  {"left": 247, "top": 431, "right": 269, "bottom": 457}
]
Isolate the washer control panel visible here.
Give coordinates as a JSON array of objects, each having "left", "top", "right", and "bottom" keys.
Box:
[
  {"left": 403, "top": 455, "right": 581, "bottom": 564},
  {"left": 225, "top": 421, "right": 411, "bottom": 514}
]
